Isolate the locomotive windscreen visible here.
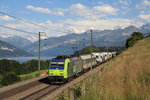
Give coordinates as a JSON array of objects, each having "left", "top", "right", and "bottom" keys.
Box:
[{"left": 50, "top": 60, "right": 65, "bottom": 70}]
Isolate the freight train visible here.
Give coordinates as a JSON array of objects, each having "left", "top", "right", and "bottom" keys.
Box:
[{"left": 48, "top": 52, "right": 116, "bottom": 83}]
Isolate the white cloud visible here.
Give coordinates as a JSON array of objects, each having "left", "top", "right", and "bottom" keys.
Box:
[
  {"left": 0, "top": 24, "right": 38, "bottom": 42},
  {"left": 5, "top": 23, "right": 37, "bottom": 29},
  {"left": 52, "top": 11, "right": 64, "bottom": 16},
  {"left": 0, "top": 15, "right": 14, "bottom": 21},
  {"left": 138, "top": 14, "right": 150, "bottom": 21},
  {"left": 65, "top": 3, "right": 118, "bottom": 19},
  {"left": 1, "top": 17, "right": 143, "bottom": 39},
  {"left": 63, "top": 18, "right": 143, "bottom": 33},
  {"left": 93, "top": 4, "right": 118, "bottom": 15},
  {"left": 136, "top": 0, "right": 150, "bottom": 9},
  {"left": 114, "top": 0, "right": 131, "bottom": 6},
  {"left": 26, "top": 5, "right": 51, "bottom": 13},
  {"left": 140, "top": 11, "right": 146, "bottom": 13},
  {"left": 26, "top": 3, "right": 118, "bottom": 19},
  {"left": 2, "top": 20, "right": 67, "bottom": 40},
  {"left": 26, "top": 5, "right": 64, "bottom": 16},
  {"left": 68, "top": 3, "right": 92, "bottom": 18},
  {"left": 139, "top": 10, "right": 150, "bottom": 14},
  {"left": 142, "top": 0, "right": 150, "bottom": 6}
]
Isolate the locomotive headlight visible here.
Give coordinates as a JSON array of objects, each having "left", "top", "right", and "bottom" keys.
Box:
[
  {"left": 60, "top": 73, "right": 64, "bottom": 75},
  {"left": 49, "top": 73, "right": 53, "bottom": 75}
]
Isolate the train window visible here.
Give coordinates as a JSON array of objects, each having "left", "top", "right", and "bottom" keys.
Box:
[
  {"left": 57, "top": 64, "right": 64, "bottom": 67},
  {"left": 51, "top": 64, "right": 57, "bottom": 67},
  {"left": 50, "top": 62, "right": 64, "bottom": 68}
]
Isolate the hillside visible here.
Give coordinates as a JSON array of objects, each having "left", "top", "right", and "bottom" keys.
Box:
[
  {"left": 77, "top": 37, "right": 150, "bottom": 100},
  {"left": 0, "top": 40, "right": 32, "bottom": 57},
  {"left": 64, "top": 37, "right": 149, "bottom": 100}
]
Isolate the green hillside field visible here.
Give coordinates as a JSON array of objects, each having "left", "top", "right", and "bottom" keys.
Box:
[{"left": 75, "top": 37, "right": 150, "bottom": 100}]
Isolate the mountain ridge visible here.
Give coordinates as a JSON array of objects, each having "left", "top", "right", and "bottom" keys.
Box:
[
  {"left": 0, "top": 36, "right": 33, "bottom": 49},
  {"left": 24, "top": 24, "right": 150, "bottom": 56}
]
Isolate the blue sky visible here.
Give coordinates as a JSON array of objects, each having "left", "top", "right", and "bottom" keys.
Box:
[{"left": 0, "top": 0, "right": 150, "bottom": 40}]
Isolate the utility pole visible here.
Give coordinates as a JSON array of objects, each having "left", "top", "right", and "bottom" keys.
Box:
[
  {"left": 72, "top": 46, "right": 78, "bottom": 57},
  {"left": 106, "top": 41, "right": 109, "bottom": 62},
  {"left": 78, "top": 44, "right": 80, "bottom": 57},
  {"left": 90, "top": 30, "right": 93, "bottom": 71},
  {"left": 38, "top": 32, "right": 41, "bottom": 75},
  {"left": 114, "top": 43, "right": 115, "bottom": 52}
]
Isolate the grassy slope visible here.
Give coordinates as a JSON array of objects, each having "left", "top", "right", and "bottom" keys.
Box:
[
  {"left": 78, "top": 38, "right": 150, "bottom": 100},
  {"left": 19, "top": 70, "right": 47, "bottom": 81}
]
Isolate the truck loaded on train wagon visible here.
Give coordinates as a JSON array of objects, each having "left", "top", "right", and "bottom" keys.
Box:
[
  {"left": 92, "top": 52, "right": 117, "bottom": 63},
  {"left": 48, "top": 54, "right": 97, "bottom": 83}
]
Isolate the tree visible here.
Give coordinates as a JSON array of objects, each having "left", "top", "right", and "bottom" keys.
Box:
[
  {"left": 1, "top": 72, "right": 21, "bottom": 86},
  {"left": 21, "top": 60, "right": 49, "bottom": 74},
  {"left": 0, "top": 59, "right": 21, "bottom": 75},
  {"left": 131, "top": 32, "right": 143, "bottom": 40},
  {"left": 125, "top": 32, "right": 144, "bottom": 48},
  {"left": 146, "top": 33, "right": 150, "bottom": 38}
]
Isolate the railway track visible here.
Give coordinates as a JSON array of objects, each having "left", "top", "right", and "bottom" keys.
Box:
[
  {"left": 0, "top": 77, "right": 50, "bottom": 100},
  {"left": 20, "top": 85, "right": 60, "bottom": 100},
  {"left": 0, "top": 60, "right": 110, "bottom": 100},
  {"left": 0, "top": 81, "right": 41, "bottom": 100}
]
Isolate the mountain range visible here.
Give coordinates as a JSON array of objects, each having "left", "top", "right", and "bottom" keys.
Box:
[
  {"left": 0, "top": 36, "right": 33, "bottom": 49},
  {"left": 0, "top": 23, "right": 150, "bottom": 57},
  {"left": 0, "top": 40, "right": 32, "bottom": 57},
  {"left": 24, "top": 24, "right": 150, "bottom": 56}
]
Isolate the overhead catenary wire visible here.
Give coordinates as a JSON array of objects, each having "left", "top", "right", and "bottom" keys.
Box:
[
  {"left": 0, "top": 11, "right": 67, "bottom": 33},
  {"left": 0, "top": 32, "right": 36, "bottom": 37},
  {"left": 0, "top": 24, "right": 38, "bottom": 35},
  {"left": 0, "top": 33, "right": 18, "bottom": 36}
]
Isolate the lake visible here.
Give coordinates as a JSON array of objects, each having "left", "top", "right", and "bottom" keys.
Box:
[{"left": 0, "top": 56, "right": 55, "bottom": 63}]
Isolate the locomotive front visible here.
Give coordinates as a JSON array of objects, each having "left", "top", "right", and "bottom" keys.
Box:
[{"left": 48, "top": 59, "right": 69, "bottom": 83}]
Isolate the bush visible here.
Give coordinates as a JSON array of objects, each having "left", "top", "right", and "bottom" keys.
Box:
[
  {"left": 73, "top": 86, "right": 82, "bottom": 98},
  {"left": 21, "top": 60, "right": 49, "bottom": 74},
  {"left": 1, "top": 72, "right": 21, "bottom": 86},
  {"left": 126, "top": 32, "right": 143, "bottom": 48},
  {"left": 58, "top": 94, "right": 65, "bottom": 100}
]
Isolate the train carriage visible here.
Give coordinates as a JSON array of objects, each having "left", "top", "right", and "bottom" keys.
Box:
[
  {"left": 48, "top": 54, "right": 96, "bottom": 83},
  {"left": 67, "top": 57, "right": 83, "bottom": 78},
  {"left": 80, "top": 54, "right": 97, "bottom": 69}
]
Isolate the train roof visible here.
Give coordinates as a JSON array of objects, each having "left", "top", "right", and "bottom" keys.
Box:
[
  {"left": 52, "top": 55, "right": 77, "bottom": 60},
  {"left": 51, "top": 54, "right": 96, "bottom": 62},
  {"left": 51, "top": 59, "right": 65, "bottom": 62},
  {"left": 80, "top": 54, "right": 95, "bottom": 60}
]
